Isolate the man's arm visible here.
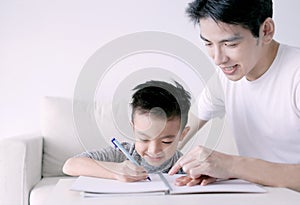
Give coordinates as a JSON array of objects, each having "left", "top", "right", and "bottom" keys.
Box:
[
  {"left": 178, "top": 112, "right": 208, "bottom": 150},
  {"left": 169, "top": 146, "right": 300, "bottom": 192},
  {"left": 63, "top": 157, "right": 148, "bottom": 182},
  {"left": 232, "top": 156, "right": 300, "bottom": 191}
]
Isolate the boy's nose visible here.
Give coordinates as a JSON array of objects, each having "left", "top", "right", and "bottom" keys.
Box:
[{"left": 147, "top": 141, "right": 162, "bottom": 155}]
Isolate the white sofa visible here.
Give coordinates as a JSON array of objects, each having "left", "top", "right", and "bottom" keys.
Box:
[{"left": 0, "top": 96, "right": 237, "bottom": 205}]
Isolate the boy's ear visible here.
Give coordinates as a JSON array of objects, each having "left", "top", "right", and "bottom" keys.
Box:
[{"left": 179, "top": 126, "right": 190, "bottom": 141}]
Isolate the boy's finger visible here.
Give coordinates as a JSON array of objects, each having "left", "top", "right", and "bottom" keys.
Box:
[{"left": 200, "top": 177, "right": 217, "bottom": 186}]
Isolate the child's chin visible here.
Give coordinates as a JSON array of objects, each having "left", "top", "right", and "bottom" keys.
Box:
[{"left": 146, "top": 159, "right": 164, "bottom": 167}]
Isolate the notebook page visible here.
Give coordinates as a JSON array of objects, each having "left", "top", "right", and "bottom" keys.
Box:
[
  {"left": 164, "top": 174, "right": 267, "bottom": 194},
  {"left": 70, "top": 174, "right": 168, "bottom": 194}
]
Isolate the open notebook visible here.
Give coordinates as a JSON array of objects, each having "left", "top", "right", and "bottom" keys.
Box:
[{"left": 70, "top": 173, "right": 266, "bottom": 197}]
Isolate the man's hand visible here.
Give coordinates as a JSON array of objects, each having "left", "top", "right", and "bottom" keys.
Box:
[{"left": 169, "top": 145, "right": 234, "bottom": 185}]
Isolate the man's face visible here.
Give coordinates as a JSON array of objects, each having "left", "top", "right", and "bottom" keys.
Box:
[
  {"left": 199, "top": 17, "right": 266, "bottom": 81},
  {"left": 132, "top": 111, "right": 187, "bottom": 167}
]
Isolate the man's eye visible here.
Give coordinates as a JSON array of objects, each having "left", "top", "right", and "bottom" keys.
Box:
[
  {"left": 225, "top": 43, "right": 238, "bottom": 47},
  {"left": 204, "top": 42, "right": 212, "bottom": 47},
  {"left": 162, "top": 141, "right": 173, "bottom": 144}
]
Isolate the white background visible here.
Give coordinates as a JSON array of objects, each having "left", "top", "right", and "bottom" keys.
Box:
[{"left": 1, "top": 0, "right": 300, "bottom": 138}]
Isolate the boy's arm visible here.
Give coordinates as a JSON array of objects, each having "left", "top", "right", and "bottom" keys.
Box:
[{"left": 62, "top": 157, "right": 149, "bottom": 182}]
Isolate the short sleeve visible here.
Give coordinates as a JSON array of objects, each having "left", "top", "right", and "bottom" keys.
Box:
[
  {"left": 74, "top": 143, "right": 131, "bottom": 162},
  {"left": 293, "top": 78, "right": 300, "bottom": 117},
  {"left": 197, "top": 73, "right": 225, "bottom": 120}
]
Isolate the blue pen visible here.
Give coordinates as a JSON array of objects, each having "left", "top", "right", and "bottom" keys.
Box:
[{"left": 111, "top": 138, "right": 151, "bottom": 181}]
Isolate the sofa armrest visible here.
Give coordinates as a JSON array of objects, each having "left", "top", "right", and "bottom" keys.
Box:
[{"left": 0, "top": 133, "right": 43, "bottom": 205}]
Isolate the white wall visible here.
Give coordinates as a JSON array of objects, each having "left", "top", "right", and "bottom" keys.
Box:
[{"left": 1, "top": 0, "right": 300, "bottom": 138}]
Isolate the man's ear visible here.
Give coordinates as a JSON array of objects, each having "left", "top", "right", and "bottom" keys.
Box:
[
  {"left": 260, "top": 17, "right": 275, "bottom": 44},
  {"left": 179, "top": 126, "right": 190, "bottom": 141},
  {"left": 130, "top": 121, "right": 134, "bottom": 129}
]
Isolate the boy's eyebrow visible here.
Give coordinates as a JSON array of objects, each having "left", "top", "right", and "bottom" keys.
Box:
[
  {"left": 136, "top": 131, "right": 176, "bottom": 140},
  {"left": 200, "top": 34, "right": 243, "bottom": 43},
  {"left": 160, "top": 135, "right": 176, "bottom": 140},
  {"left": 136, "top": 131, "right": 151, "bottom": 138}
]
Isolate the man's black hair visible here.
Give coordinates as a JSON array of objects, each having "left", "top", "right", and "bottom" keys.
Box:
[{"left": 186, "top": 0, "right": 273, "bottom": 37}]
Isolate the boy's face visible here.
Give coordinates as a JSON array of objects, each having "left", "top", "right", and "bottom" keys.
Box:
[
  {"left": 199, "top": 17, "right": 270, "bottom": 81},
  {"left": 132, "top": 110, "right": 189, "bottom": 167}
]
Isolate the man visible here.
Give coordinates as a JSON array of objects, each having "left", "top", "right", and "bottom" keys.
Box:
[{"left": 169, "top": 0, "right": 300, "bottom": 192}]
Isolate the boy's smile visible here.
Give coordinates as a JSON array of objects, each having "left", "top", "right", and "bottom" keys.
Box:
[{"left": 132, "top": 110, "right": 188, "bottom": 167}]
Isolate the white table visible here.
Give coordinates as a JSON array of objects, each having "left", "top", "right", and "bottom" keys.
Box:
[{"left": 46, "top": 178, "right": 300, "bottom": 205}]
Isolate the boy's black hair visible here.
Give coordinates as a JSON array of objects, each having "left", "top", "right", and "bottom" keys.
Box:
[
  {"left": 131, "top": 80, "right": 191, "bottom": 129},
  {"left": 186, "top": 0, "right": 273, "bottom": 37}
]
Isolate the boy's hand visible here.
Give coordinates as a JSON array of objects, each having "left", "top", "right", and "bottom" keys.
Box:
[
  {"left": 63, "top": 157, "right": 149, "bottom": 182},
  {"left": 173, "top": 175, "right": 217, "bottom": 186},
  {"left": 105, "top": 160, "right": 149, "bottom": 182}
]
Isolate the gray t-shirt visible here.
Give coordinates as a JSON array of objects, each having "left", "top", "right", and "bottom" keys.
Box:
[{"left": 75, "top": 142, "right": 184, "bottom": 174}]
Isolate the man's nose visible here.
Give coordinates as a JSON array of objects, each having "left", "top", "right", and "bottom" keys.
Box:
[{"left": 212, "top": 47, "right": 228, "bottom": 65}]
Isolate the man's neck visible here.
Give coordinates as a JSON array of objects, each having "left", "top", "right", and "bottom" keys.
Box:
[{"left": 246, "top": 40, "right": 279, "bottom": 81}]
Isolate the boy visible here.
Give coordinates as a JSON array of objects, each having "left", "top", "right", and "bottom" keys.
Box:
[
  {"left": 63, "top": 80, "right": 191, "bottom": 182},
  {"left": 169, "top": 0, "right": 300, "bottom": 191}
]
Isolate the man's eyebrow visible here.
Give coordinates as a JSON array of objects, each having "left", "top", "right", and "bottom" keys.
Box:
[
  {"left": 200, "top": 34, "right": 243, "bottom": 43},
  {"left": 200, "top": 34, "right": 210, "bottom": 42}
]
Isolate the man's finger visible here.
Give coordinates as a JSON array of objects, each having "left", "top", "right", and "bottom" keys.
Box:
[{"left": 168, "top": 160, "right": 182, "bottom": 175}]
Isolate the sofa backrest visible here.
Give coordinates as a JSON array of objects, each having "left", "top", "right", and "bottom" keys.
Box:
[
  {"left": 41, "top": 96, "right": 133, "bottom": 177},
  {"left": 41, "top": 96, "right": 80, "bottom": 177},
  {"left": 40, "top": 96, "right": 237, "bottom": 177}
]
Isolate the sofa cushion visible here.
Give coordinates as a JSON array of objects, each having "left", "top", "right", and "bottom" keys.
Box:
[{"left": 30, "top": 176, "right": 73, "bottom": 205}]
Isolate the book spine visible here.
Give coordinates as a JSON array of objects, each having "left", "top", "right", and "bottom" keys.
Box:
[{"left": 158, "top": 172, "right": 172, "bottom": 194}]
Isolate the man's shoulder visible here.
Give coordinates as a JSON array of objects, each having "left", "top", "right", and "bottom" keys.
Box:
[
  {"left": 277, "top": 44, "right": 300, "bottom": 73},
  {"left": 279, "top": 43, "right": 300, "bottom": 57}
]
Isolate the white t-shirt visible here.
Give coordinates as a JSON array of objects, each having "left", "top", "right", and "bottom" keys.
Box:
[{"left": 198, "top": 44, "right": 300, "bottom": 164}]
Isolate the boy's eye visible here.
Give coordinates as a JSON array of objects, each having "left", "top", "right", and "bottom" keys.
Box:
[{"left": 162, "top": 141, "right": 173, "bottom": 144}]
